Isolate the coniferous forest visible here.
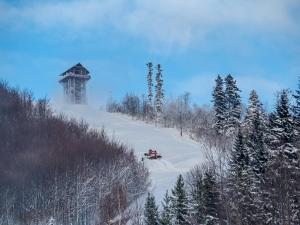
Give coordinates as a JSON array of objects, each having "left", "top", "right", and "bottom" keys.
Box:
[
  {"left": 108, "top": 67, "right": 300, "bottom": 225},
  {"left": 1, "top": 1, "right": 299, "bottom": 224},
  {"left": 1, "top": 68, "right": 300, "bottom": 225}
]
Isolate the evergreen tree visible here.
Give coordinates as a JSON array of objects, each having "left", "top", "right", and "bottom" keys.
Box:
[
  {"left": 224, "top": 74, "right": 241, "bottom": 134},
  {"left": 146, "top": 62, "right": 154, "bottom": 104},
  {"left": 268, "top": 89, "right": 300, "bottom": 224},
  {"left": 171, "top": 174, "right": 189, "bottom": 225},
  {"left": 146, "top": 62, "right": 155, "bottom": 119},
  {"left": 229, "top": 129, "right": 250, "bottom": 179},
  {"left": 160, "top": 191, "right": 172, "bottom": 225},
  {"left": 246, "top": 113, "right": 270, "bottom": 224},
  {"left": 155, "top": 64, "right": 164, "bottom": 114},
  {"left": 212, "top": 75, "right": 226, "bottom": 134},
  {"left": 228, "top": 129, "right": 253, "bottom": 224},
  {"left": 270, "top": 90, "right": 298, "bottom": 167},
  {"left": 243, "top": 91, "right": 269, "bottom": 178},
  {"left": 202, "top": 169, "right": 219, "bottom": 225},
  {"left": 189, "top": 172, "right": 205, "bottom": 224},
  {"left": 144, "top": 193, "right": 159, "bottom": 225},
  {"left": 249, "top": 113, "right": 269, "bottom": 177},
  {"left": 243, "top": 90, "right": 267, "bottom": 134}
]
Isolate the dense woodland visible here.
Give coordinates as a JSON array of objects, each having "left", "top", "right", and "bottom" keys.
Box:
[
  {"left": 108, "top": 64, "right": 300, "bottom": 225},
  {"left": 1, "top": 61, "right": 299, "bottom": 225},
  {"left": 0, "top": 81, "right": 149, "bottom": 225}
]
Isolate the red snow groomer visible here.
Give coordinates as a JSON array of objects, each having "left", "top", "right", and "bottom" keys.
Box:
[{"left": 144, "top": 149, "right": 162, "bottom": 159}]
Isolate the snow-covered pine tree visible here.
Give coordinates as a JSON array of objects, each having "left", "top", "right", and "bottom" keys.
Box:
[
  {"left": 229, "top": 130, "right": 250, "bottom": 180},
  {"left": 243, "top": 90, "right": 269, "bottom": 179},
  {"left": 212, "top": 75, "right": 226, "bottom": 134},
  {"left": 243, "top": 90, "right": 267, "bottom": 134},
  {"left": 144, "top": 193, "right": 160, "bottom": 225},
  {"left": 146, "top": 62, "right": 155, "bottom": 120},
  {"left": 250, "top": 116, "right": 269, "bottom": 176},
  {"left": 224, "top": 74, "right": 241, "bottom": 135},
  {"left": 146, "top": 62, "right": 154, "bottom": 104},
  {"left": 228, "top": 129, "right": 253, "bottom": 225},
  {"left": 155, "top": 64, "right": 164, "bottom": 115},
  {"left": 202, "top": 169, "right": 220, "bottom": 225},
  {"left": 189, "top": 172, "right": 205, "bottom": 224},
  {"left": 268, "top": 89, "right": 300, "bottom": 225},
  {"left": 171, "top": 174, "right": 189, "bottom": 225},
  {"left": 246, "top": 113, "right": 270, "bottom": 224},
  {"left": 270, "top": 90, "right": 298, "bottom": 172},
  {"left": 160, "top": 191, "right": 172, "bottom": 225},
  {"left": 261, "top": 112, "right": 283, "bottom": 225}
]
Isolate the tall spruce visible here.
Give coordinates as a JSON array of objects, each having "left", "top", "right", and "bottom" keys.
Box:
[
  {"left": 228, "top": 129, "right": 253, "bottom": 224},
  {"left": 229, "top": 129, "right": 250, "bottom": 178},
  {"left": 250, "top": 115, "right": 269, "bottom": 173},
  {"left": 155, "top": 64, "right": 164, "bottom": 114},
  {"left": 171, "top": 174, "right": 189, "bottom": 225},
  {"left": 144, "top": 193, "right": 159, "bottom": 225},
  {"left": 146, "top": 62, "right": 155, "bottom": 119},
  {"left": 243, "top": 91, "right": 269, "bottom": 177},
  {"left": 268, "top": 90, "right": 300, "bottom": 225},
  {"left": 246, "top": 112, "right": 270, "bottom": 224},
  {"left": 243, "top": 90, "right": 266, "bottom": 134},
  {"left": 224, "top": 74, "right": 241, "bottom": 134},
  {"left": 212, "top": 75, "right": 226, "bottom": 134},
  {"left": 190, "top": 172, "right": 205, "bottom": 224},
  {"left": 270, "top": 90, "right": 298, "bottom": 168},
  {"left": 146, "top": 62, "right": 154, "bottom": 104},
  {"left": 160, "top": 191, "right": 172, "bottom": 225},
  {"left": 202, "top": 169, "right": 220, "bottom": 225}
]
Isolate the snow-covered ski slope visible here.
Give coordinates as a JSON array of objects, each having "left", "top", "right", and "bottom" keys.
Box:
[{"left": 53, "top": 104, "right": 205, "bottom": 201}]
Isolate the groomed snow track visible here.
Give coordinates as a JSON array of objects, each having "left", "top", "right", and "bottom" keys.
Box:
[{"left": 53, "top": 104, "right": 205, "bottom": 201}]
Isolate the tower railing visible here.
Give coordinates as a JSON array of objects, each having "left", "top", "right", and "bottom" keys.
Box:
[{"left": 59, "top": 72, "right": 91, "bottom": 83}]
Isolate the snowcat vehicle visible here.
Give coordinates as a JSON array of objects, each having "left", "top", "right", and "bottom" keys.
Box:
[{"left": 144, "top": 149, "right": 162, "bottom": 159}]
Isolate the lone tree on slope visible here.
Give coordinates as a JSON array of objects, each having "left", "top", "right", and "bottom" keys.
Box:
[
  {"left": 146, "top": 62, "right": 154, "bottom": 105},
  {"left": 155, "top": 64, "right": 164, "bottom": 115}
]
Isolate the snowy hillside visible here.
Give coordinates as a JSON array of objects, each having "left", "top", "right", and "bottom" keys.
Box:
[{"left": 53, "top": 104, "right": 206, "bottom": 202}]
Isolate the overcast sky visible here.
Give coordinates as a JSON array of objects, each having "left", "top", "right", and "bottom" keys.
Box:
[{"left": 0, "top": 0, "right": 300, "bottom": 107}]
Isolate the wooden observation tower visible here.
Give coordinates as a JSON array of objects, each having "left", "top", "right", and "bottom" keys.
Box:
[{"left": 59, "top": 63, "right": 91, "bottom": 104}]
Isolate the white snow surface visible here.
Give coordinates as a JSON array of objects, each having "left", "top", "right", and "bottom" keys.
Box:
[{"left": 53, "top": 103, "right": 205, "bottom": 202}]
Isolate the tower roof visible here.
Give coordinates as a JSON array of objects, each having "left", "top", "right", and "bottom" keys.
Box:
[
  {"left": 60, "top": 63, "right": 90, "bottom": 77},
  {"left": 59, "top": 63, "right": 91, "bottom": 83}
]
